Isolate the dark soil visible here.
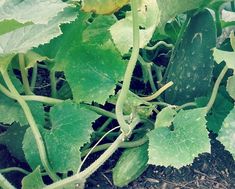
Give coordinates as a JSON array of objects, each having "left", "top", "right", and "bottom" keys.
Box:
[{"left": 85, "top": 133, "right": 235, "bottom": 189}]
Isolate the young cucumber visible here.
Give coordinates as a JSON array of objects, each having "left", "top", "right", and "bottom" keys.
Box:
[
  {"left": 112, "top": 143, "right": 148, "bottom": 187},
  {"left": 164, "top": 10, "right": 216, "bottom": 105}
]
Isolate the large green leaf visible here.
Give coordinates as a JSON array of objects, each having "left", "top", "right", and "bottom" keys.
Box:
[
  {"left": 65, "top": 42, "right": 126, "bottom": 104},
  {"left": 35, "top": 13, "right": 126, "bottom": 104},
  {"left": 148, "top": 108, "right": 210, "bottom": 168},
  {"left": 110, "top": 0, "right": 160, "bottom": 55},
  {"left": 23, "top": 101, "right": 99, "bottom": 173},
  {"left": 218, "top": 106, "right": 235, "bottom": 159},
  {"left": 0, "top": 7, "right": 77, "bottom": 56},
  {"left": 81, "top": 0, "right": 129, "bottom": 14},
  {"left": 0, "top": 0, "right": 69, "bottom": 24},
  {"left": 22, "top": 167, "right": 45, "bottom": 189}
]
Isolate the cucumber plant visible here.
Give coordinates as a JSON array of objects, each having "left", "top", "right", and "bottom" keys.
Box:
[{"left": 0, "top": 0, "right": 234, "bottom": 189}]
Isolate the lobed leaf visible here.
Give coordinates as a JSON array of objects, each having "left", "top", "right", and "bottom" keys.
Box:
[
  {"left": 23, "top": 101, "right": 99, "bottom": 173},
  {"left": 148, "top": 108, "right": 210, "bottom": 168},
  {"left": 0, "top": 7, "right": 77, "bottom": 57},
  {"left": 35, "top": 13, "right": 126, "bottom": 104}
]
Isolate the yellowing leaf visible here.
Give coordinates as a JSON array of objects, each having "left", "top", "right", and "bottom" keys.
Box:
[{"left": 81, "top": 0, "right": 129, "bottom": 14}]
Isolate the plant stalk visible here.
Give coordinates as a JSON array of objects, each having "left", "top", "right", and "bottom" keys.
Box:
[
  {"left": 115, "top": 0, "right": 139, "bottom": 135},
  {"left": 1, "top": 71, "right": 59, "bottom": 182}
]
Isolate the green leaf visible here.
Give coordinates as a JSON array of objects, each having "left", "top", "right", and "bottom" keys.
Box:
[
  {"left": 148, "top": 108, "right": 210, "bottom": 168},
  {"left": 0, "top": 20, "right": 29, "bottom": 35},
  {"left": 227, "top": 74, "right": 235, "bottom": 100},
  {"left": 0, "top": 7, "right": 77, "bottom": 56},
  {"left": 65, "top": 42, "right": 126, "bottom": 104},
  {"left": 110, "top": 0, "right": 160, "bottom": 55},
  {"left": 213, "top": 48, "right": 235, "bottom": 70},
  {"left": 23, "top": 101, "right": 99, "bottom": 173},
  {"left": 22, "top": 167, "right": 45, "bottom": 189},
  {"left": 218, "top": 106, "right": 235, "bottom": 159},
  {"left": 81, "top": 0, "right": 129, "bottom": 14},
  {"left": 196, "top": 93, "right": 233, "bottom": 133},
  {"left": 155, "top": 107, "right": 177, "bottom": 128},
  {"left": 0, "top": 123, "right": 27, "bottom": 162},
  {"left": 0, "top": 93, "right": 45, "bottom": 126},
  {"left": 0, "top": 0, "right": 69, "bottom": 24},
  {"left": 36, "top": 13, "right": 126, "bottom": 104}
]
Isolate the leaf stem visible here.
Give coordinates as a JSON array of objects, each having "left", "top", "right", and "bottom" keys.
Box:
[
  {"left": 141, "top": 81, "right": 174, "bottom": 101},
  {"left": 81, "top": 135, "right": 148, "bottom": 157},
  {"left": 0, "top": 83, "right": 63, "bottom": 105},
  {"left": 43, "top": 117, "right": 140, "bottom": 189},
  {"left": 0, "top": 167, "right": 30, "bottom": 175},
  {"left": 206, "top": 66, "right": 228, "bottom": 113},
  {"left": 1, "top": 71, "right": 59, "bottom": 182},
  {"left": 30, "top": 64, "right": 38, "bottom": 91},
  {"left": 0, "top": 173, "right": 16, "bottom": 189},
  {"left": 18, "top": 54, "right": 33, "bottom": 95},
  {"left": 49, "top": 70, "right": 57, "bottom": 98},
  {"left": 175, "top": 102, "right": 197, "bottom": 111},
  {"left": 115, "top": 0, "right": 139, "bottom": 134}
]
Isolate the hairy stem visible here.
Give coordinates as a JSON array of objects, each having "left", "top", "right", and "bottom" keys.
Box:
[
  {"left": 18, "top": 54, "right": 33, "bottom": 95},
  {"left": 81, "top": 135, "right": 148, "bottom": 157},
  {"left": 44, "top": 118, "right": 140, "bottom": 189},
  {"left": 115, "top": 0, "right": 139, "bottom": 135},
  {"left": 1, "top": 71, "right": 59, "bottom": 182},
  {"left": 206, "top": 66, "right": 228, "bottom": 113}
]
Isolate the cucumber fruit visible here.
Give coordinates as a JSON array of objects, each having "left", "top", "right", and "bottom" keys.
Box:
[
  {"left": 164, "top": 10, "right": 216, "bottom": 105},
  {"left": 112, "top": 143, "right": 148, "bottom": 187}
]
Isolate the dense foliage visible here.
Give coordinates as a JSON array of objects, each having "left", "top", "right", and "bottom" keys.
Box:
[{"left": 0, "top": 0, "right": 234, "bottom": 189}]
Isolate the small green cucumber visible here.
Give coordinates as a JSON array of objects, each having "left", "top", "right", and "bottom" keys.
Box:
[
  {"left": 165, "top": 9, "right": 216, "bottom": 105},
  {"left": 112, "top": 143, "right": 148, "bottom": 187}
]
